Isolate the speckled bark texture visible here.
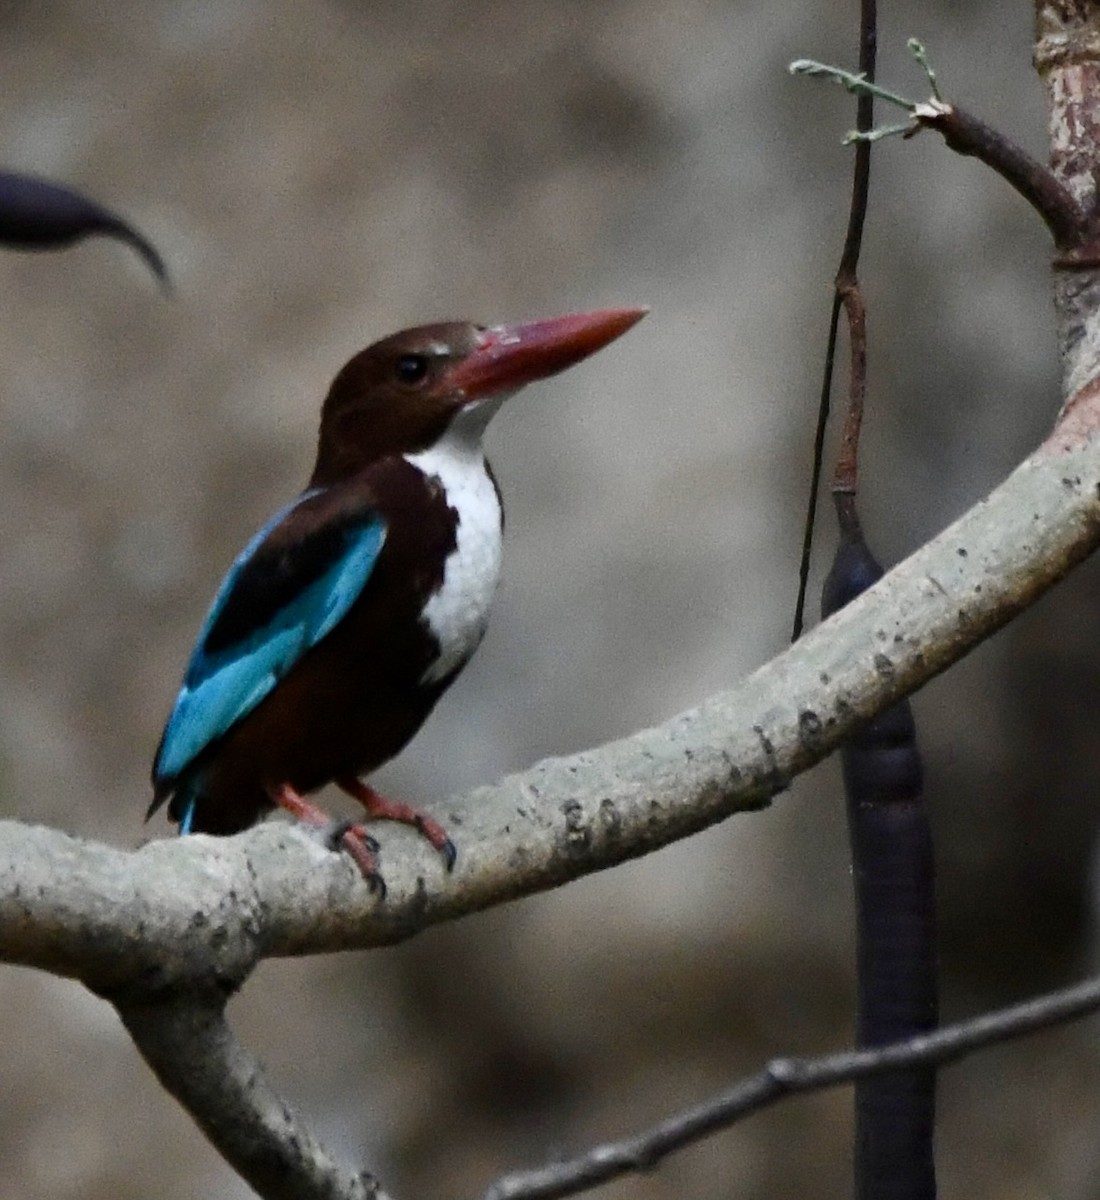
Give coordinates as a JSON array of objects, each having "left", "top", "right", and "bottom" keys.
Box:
[
  {"left": 120, "top": 995, "right": 392, "bottom": 1200},
  {"left": 1037, "top": 2, "right": 1100, "bottom": 397}
]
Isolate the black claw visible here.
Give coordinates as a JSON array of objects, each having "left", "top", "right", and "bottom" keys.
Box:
[
  {"left": 320, "top": 817, "right": 380, "bottom": 856},
  {"left": 367, "top": 871, "right": 387, "bottom": 900},
  {"left": 441, "top": 838, "right": 458, "bottom": 873},
  {"left": 322, "top": 817, "right": 357, "bottom": 853}
]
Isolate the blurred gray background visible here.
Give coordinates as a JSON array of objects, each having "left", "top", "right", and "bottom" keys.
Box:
[{"left": 1, "top": 2, "right": 1097, "bottom": 1197}]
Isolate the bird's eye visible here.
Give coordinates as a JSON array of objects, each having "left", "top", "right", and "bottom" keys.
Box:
[{"left": 395, "top": 354, "right": 430, "bottom": 386}]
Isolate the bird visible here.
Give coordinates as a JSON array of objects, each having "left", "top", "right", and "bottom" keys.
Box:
[{"left": 148, "top": 307, "right": 647, "bottom": 891}]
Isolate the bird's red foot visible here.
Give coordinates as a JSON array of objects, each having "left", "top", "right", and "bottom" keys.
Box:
[
  {"left": 337, "top": 776, "right": 457, "bottom": 872},
  {"left": 269, "top": 783, "right": 386, "bottom": 895}
]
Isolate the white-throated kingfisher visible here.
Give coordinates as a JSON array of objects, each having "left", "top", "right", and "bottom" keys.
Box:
[{"left": 148, "top": 307, "right": 646, "bottom": 891}]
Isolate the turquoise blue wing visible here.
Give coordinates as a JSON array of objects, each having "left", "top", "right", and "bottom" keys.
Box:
[{"left": 153, "top": 492, "right": 386, "bottom": 787}]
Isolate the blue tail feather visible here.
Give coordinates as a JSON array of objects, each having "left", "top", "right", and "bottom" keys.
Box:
[{"left": 178, "top": 793, "right": 197, "bottom": 835}]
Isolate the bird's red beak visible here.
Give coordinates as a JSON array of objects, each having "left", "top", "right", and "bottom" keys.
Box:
[{"left": 445, "top": 307, "right": 648, "bottom": 399}]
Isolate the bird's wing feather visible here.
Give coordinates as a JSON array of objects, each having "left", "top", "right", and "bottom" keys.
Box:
[{"left": 153, "top": 490, "right": 387, "bottom": 785}]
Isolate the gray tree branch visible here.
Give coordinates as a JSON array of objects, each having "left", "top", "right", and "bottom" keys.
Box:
[
  {"left": 4, "top": 390, "right": 1100, "bottom": 994},
  {"left": 482, "top": 971, "right": 1100, "bottom": 1200},
  {"left": 119, "top": 991, "right": 394, "bottom": 1200}
]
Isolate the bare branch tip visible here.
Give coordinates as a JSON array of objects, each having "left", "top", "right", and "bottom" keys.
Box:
[
  {"left": 844, "top": 122, "right": 917, "bottom": 146},
  {"left": 788, "top": 58, "right": 837, "bottom": 79},
  {"left": 907, "top": 37, "right": 944, "bottom": 102}
]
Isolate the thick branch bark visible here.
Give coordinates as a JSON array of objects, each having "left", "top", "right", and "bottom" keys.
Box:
[
  {"left": 2, "top": 392, "right": 1100, "bottom": 999},
  {"left": 119, "top": 992, "right": 391, "bottom": 1200}
]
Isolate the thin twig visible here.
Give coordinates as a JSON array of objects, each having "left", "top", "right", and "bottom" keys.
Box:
[
  {"left": 833, "top": 283, "right": 867, "bottom": 493},
  {"left": 915, "top": 103, "right": 1083, "bottom": 248},
  {"left": 791, "top": 0, "right": 876, "bottom": 636},
  {"left": 483, "top": 972, "right": 1100, "bottom": 1200},
  {"left": 792, "top": 291, "right": 842, "bottom": 640}
]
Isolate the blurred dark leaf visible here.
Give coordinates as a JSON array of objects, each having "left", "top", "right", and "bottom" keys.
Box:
[{"left": 0, "top": 169, "right": 169, "bottom": 288}]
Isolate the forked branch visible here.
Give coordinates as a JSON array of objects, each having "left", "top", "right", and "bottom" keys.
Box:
[{"left": 791, "top": 43, "right": 1086, "bottom": 247}]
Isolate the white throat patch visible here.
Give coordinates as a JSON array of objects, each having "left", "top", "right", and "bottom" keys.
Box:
[{"left": 406, "top": 424, "right": 503, "bottom": 685}]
